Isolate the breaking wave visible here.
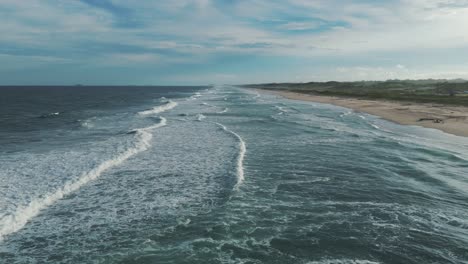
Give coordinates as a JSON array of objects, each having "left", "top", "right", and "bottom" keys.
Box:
[
  {"left": 307, "top": 260, "right": 380, "bottom": 264},
  {"left": 138, "top": 101, "right": 178, "bottom": 115},
  {"left": 0, "top": 118, "right": 167, "bottom": 241},
  {"left": 39, "top": 112, "right": 60, "bottom": 118},
  {"left": 215, "top": 122, "right": 246, "bottom": 188},
  {"left": 196, "top": 114, "right": 206, "bottom": 121}
]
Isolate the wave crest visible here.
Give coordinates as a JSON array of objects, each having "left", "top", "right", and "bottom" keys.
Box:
[
  {"left": 215, "top": 123, "right": 246, "bottom": 188},
  {"left": 138, "top": 101, "right": 178, "bottom": 115},
  {"left": 0, "top": 118, "right": 167, "bottom": 241}
]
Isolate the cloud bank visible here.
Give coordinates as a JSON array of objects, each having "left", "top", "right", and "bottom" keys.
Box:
[{"left": 0, "top": 0, "right": 467, "bottom": 84}]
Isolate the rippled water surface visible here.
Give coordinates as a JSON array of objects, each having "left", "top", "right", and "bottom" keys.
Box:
[{"left": 1, "top": 86, "right": 467, "bottom": 263}]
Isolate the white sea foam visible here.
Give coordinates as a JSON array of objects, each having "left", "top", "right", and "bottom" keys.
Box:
[
  {"left": 80, "top": 119, "right": 94, "bottom": 128},
  {"left": 138, "top": 101, "right": 177, "bottom": 115},
  {"left": 307, "top": 260, "right": 380, "bottom": 264},
  {"left": 217, "top": 108, "right": 228, "bottom": 114},
  {"left": 215, "top": 123, "right": 246, "bottom": 188},
  {"left": 40, "top": 112, "right": 60, "bottom": 118},
  {"left": 0, "top": 118, "right": 167, "bottom": 242},
  {"left": 187, "top": 92, "right": 202, "bottom": 101},
  {"left": 196, "top": 114, "right": 206, "bottom": 121},
  {"left": 339, "top": 111, "right": 352, "bottom": 118},
  {"left": 275, "top": 105, "right": 287, "bottom": 114},
  {"left": 277, "top": 106, "right": 287, "bottom": 111}
]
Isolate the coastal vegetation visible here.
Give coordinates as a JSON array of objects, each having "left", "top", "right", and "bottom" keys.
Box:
[{"left": 244, "top": 79, "right": 468, "bottom": 106}]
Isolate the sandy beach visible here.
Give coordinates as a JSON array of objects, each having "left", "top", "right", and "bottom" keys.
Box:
[{"left": 261, "top": 89, "right": 468, "bottom": 138}]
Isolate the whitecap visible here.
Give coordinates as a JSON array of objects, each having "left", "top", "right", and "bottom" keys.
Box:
[
  {"left": 187, "top": 92, "right": 202, "bottom": 101},
  {"left": 138, "top": 101, "right": 178, "bottom": 116},
  {"left": 215, "top": 123, "right": 246, "bottom": 188},
  {"left": 80, "top": 119, "right": 94, "bottom": 129},
  {"left": 339, "top": 111, "right": 352, "bottom": 118},
  {"left": 0, "top": 118, "right": 167, "bottom": 241},
  {"left": 307, "top": 259, "right": 380, "bottom": 264},
  {"left": 39, "top": 112, "right": 60, "bottom": 118},
  {"left": 217, "top": 108, "right": 229, "bottom": 114},
  {"left": 196, "top": 114, "right": 206, "bottom": 121}
]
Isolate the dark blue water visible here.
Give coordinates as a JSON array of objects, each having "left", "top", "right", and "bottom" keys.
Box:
[{"left": 1, "top": 86, "right": 467, "bottom": 263}]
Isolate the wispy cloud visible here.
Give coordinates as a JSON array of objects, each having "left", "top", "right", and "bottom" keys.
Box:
[
  {"left": 0, "top": 0, "right": 467, "bottom": 84},
  {"left": 279, "top": 22, "right": 320, "bottom": 31}
]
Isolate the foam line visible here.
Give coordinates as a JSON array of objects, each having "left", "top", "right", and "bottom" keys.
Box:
[
  {"left": 215, "top": 122, "right": 246, "bottom": 188},
  {"left": 138, "top": 101, "right": 177, "bottom": 115},
  {"left": 186, "top": 92, "right": 202, "bottom": 101},
  {"left": 196, "top": 114, "right": 206, "bottom": 121},
  {"left": 254, "top": 91, "right": 260, "bottom": 98},
  {"left": 0, "top": 118, "right": 167, "bottom": 242},
  {"left": 275, "top": 105, "right": 287, "bottom": 115},
  {"left": 308, "top": 260, "right": 380, "bottom": 264},
  {"left": 339, "top": 111, "right": 352, "bottom": 118},
  {"left": 39, "top": 112, "right": 60, "bottom": 118},
  {"left": 217, "top": 108, "right": 228, "bottom": 114}
]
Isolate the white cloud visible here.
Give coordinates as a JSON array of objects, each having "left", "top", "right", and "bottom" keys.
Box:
[
  {"left": 4, "top": 0, "right": 468, "bottom": 57},
  {"left": 256, "top": 0, "right": 468, "bottom": 57},
  {"left": 396, "top": 64, "right": 406, "bottom": 70},
  {"left": 0, "top": 53, "right": 72, "bottom": 70},
  {"left": 279, "top": 22, "right": 320, "bottom": 31},
  {"left": 323, "top": 64, "right": 468, "bottom": 81},
  {"left": 1, "top": 0, "right": 468, "bottom": 82},
  {"left": 102, "top": 53, "right": 160, "bottom": 64}
]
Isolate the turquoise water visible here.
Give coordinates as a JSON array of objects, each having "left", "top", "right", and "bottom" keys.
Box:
[{"left": 1, "top": 86, "right": 468, "bottom": 263}]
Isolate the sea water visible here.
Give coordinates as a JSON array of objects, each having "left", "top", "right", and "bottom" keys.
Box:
[{"left": 0, "top": 86, "right": 467, "bottom": 263}]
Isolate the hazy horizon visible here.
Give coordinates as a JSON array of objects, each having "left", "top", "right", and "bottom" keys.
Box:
[
  {"left": 1, "top": 0, "right": 468, "bottom": 85},
  {"left": 1, "top": 77, "right": 467, "bottom": 87}
]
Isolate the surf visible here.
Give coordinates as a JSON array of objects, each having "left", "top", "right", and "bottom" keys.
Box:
[
  {"left": 0, "top": 117, "right": 167, "bottom": 242},
  {"left": 39, "top": 112, "right": 60, "bottom": 118},
  {"left": 138, "top": 101, "right": 178, "bottom": 116},
  {"left": 217, "top": 108, "right": 229, "bottom": 114},
  {"left": 187, "top": 92, "right": 202, "bottom": 101},
  {"left": 214, "top": 122, "right": 246, "bottom": 188},
  {"left": 196, "top": 114, "right": 206, "bottom": 121}
]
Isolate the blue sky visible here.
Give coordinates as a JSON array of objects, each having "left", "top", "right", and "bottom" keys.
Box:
[{"left": 1, "top": 0, "right": 468, "bottom": 85}]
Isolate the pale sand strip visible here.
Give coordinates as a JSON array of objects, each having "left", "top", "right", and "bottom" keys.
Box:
[{"left": 260, "top": 89, "right": 468, "bottom": 138}]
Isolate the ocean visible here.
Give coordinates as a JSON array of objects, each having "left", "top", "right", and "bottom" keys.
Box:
[{"left": 0, "top": 86, "right": 467, "bottom": 264}]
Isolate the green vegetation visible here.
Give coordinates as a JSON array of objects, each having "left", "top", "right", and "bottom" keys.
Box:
[{"left": 242, "top": 79, "right": 468, "bottom": 106}]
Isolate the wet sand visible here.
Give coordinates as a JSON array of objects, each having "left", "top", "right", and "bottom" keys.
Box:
[{"left": 261, "top": 89, "right": 468, "bottom": 137}]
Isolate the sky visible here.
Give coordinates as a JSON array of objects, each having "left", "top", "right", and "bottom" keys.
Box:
[{"left": 1, "top": 0, "right": 468, "bottom": 85}]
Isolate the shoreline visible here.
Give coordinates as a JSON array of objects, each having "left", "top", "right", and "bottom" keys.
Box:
[{"left": 258, "top": 89, "right": 468, "bottom": 138}]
